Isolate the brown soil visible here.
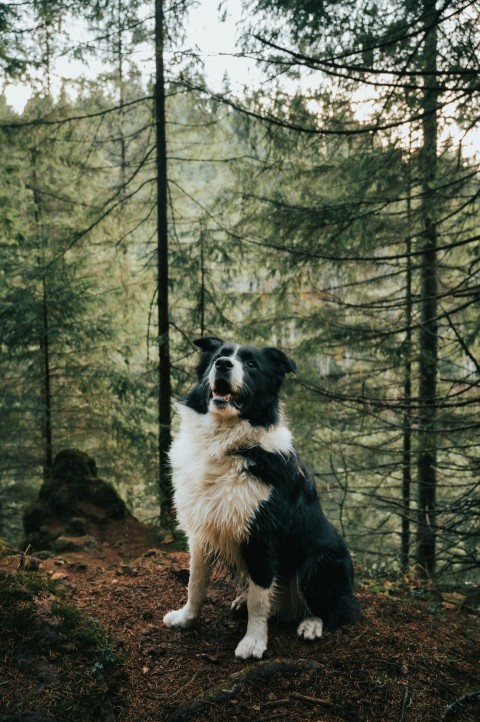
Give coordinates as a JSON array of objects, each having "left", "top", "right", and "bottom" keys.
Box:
[{"left": 1, "top": 519, "right": 479, "bottom": 722}]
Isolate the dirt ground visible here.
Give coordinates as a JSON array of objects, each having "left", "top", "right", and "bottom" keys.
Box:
[{"left": 1, "top": 518, "right": 479, "bottom": 722}]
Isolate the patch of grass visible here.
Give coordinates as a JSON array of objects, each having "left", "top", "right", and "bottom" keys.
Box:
[
  {"left": 0, "top": 571, "right": 35, "bottom": 634},
  {"left": 17, "top": 568, "right": 65, "bottom": 595}
]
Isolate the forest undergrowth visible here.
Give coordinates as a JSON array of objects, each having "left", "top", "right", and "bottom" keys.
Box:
[{"left": 1, "top": 524, "right": 479, "bottom": 722}]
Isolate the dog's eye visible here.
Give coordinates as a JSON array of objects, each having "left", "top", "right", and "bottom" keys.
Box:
[{"left": 246, "top": 361, "right": 257, "bottom": 369}]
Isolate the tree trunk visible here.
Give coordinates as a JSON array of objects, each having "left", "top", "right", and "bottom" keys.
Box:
[
  {"left": 40, "top": 276, "right": 53, "bottom": 477},
  {"left": 416, "top": 0, "right": 439, "bottom": 578},
  {"left": 117, "top": 0, "right": 127, "bottom": 191},
  {"left": 401, "top": 137, "right": 413, "bottom": 574},
  {"left": 199, "top": 223, "right": 206, "bottom": 336},
  {"left": 154, "top": 0, "right": 173, "bottom": 515},
  {"left": 33, "top": 150, "right": 53, "bottom": 478}
]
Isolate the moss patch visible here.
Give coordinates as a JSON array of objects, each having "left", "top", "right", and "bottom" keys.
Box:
[{"left": 0, "top": 569, "right": 121, "bottom": 722}]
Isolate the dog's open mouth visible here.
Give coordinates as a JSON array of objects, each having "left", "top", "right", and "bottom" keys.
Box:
[{"left": 210, "top": 378, "right": 241, "bottom": 408}]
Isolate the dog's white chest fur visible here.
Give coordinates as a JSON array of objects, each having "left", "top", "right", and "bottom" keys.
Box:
[{"left": 169, "top": 404, "right": 292, "bottom": 569}]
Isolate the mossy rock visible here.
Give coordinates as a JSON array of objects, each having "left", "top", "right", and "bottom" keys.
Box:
[
  {"left": 87, "top": 478, "right": 128, "bottom": 519},
  {"left": 52, "top": 448, "right": 98, "bottom": 481},
  {"left": 22, "top": 449, "right": 130, "bottom": 550},
  {"left": 22, "top": 503, "right": 51, "bottom": 535},
  {"left": 44, "top": 449, "right": 127, "bottom": 518}
]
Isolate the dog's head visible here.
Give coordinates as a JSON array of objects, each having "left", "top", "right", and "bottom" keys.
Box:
[{"left": 183, "top": 337, "right": 296, "bottom": 427}]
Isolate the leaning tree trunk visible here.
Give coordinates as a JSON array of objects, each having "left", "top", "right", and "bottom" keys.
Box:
[
  {"left": 416, "top": 0, "right": 439, "bottom": 578},
  {"left": 154, "top": 0, "right": 173, "bottom": 516}
]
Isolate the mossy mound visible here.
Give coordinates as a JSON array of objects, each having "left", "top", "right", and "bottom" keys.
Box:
[
  {"left": 0, "top": 568, "right": 120, "bottom": 722},
  {"left": 22, "top": 449, "right": 130, "bottom": 552}
]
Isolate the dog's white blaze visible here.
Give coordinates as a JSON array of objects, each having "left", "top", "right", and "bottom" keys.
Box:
[
  {"left": 261, "top": 425, "right": 292, "bottom": 454},
  {"left": 207, "top": 346, "right": 244, "bottom": 393},
  {"left": 169, "top": 403, "right": 292, "bottom": 570}
]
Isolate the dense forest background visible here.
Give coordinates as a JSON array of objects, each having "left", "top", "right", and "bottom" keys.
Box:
[{"left": 0, "top": 0, "right": 479, "bottom": 584}]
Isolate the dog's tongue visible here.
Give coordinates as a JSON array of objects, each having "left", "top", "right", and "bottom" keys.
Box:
[{"left": 213, "top": 392, "right": 232, "bottom": 401}]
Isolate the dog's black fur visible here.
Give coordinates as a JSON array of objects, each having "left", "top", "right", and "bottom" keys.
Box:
[{"left": 238, "top": 444, "right": 360, "bottom": 630}]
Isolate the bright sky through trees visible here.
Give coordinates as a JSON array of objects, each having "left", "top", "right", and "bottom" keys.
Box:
[
  {"left": 2, "top": 0, "right": 479, "bottom": 157},
  {"left": 3, "top": 0, "right": 250, "bottom": 111}
]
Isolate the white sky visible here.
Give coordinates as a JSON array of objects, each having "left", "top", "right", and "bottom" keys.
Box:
[
  {"left": 185, "top": 0, "right": 253, "bottom": 89},
  {"left": 3, "top": 0, "right": 253, "bottom": 112},
  {"left": 2, "top": 0, "right": 479, "bottom": 158}
]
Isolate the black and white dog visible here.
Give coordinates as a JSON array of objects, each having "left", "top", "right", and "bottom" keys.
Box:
[{"left": 163, "top": 338, "right": 359, "bottom": 659}]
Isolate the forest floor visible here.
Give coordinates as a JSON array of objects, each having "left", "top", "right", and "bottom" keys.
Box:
[{"left": 1, "top": 517, "right": 479, "bottom": 722}]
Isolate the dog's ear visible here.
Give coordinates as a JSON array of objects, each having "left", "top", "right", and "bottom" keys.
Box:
[
  {"left": 193, "top": 337, "right": 224, "bottom": 353},
  {"left": 263, "top": 347, "right": 297, "bottom": 376}
]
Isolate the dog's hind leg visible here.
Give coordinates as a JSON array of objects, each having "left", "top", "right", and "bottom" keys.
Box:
[
  {"left": 297, "top": 616, "right": 324, "bottom": 639},
  {"left": 230, "top": 586, "right": 248, "bottom": 613},
  {"left": 164, "top": 540, "right": 212, "bottom": 629},
  {"left": 296, "top": 553, "right": 359, "bottom": 636}
]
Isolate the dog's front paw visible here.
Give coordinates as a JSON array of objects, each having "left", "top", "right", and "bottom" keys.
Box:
[
  {"left": 235, "top": 634, "right": 267, "bottom": 659},
  {"left": 163, "top": 607, "right": 197, "bottom": 629},
  {"left": 297, "top": 616, "right": 323, "bottom": 640}
]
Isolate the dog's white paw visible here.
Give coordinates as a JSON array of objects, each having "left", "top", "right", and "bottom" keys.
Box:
[
  {"left": 163, "top": 607, "right": 197, "bottom": 629},
  {"left": 235, "top": 635, "right": 267, "bottom": 659},
  {"left": 297, "top": 616, "right": 324, "bottom": 640},
  {"left": 230, "top": 592, "right": 248, "bottom": 613}
]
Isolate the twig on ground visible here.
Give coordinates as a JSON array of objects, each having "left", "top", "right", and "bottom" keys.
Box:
[
  {"left": 171, "top": 668, "right": 208, "bottom": 698},
  {"left": 291, "top": 691, "right": 330, "bottom": 705},
  {"left": 262, "top": 697, "right": 291, "bottom": 706},
  {"left": 399, "top": 684, "right": 410, "bottom": 722}
]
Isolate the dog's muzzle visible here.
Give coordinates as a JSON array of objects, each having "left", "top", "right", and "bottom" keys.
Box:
[{"left": 209, "top": 357, "right": 242, "bottom": 410}]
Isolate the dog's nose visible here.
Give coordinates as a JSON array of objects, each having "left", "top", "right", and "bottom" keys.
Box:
[{"left": 215, "top": 357, "right": 233, "bottom": 371}]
